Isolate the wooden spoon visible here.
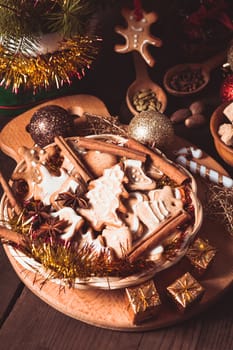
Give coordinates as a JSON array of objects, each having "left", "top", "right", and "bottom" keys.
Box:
[
  {"left": 163, "top": 49, "right": 227, "bottom": 97},
  {"left": 126, "top": 52, "right": 167, "bottom": 115}
]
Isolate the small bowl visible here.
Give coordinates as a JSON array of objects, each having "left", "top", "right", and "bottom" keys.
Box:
[
  {"left": 163, "top": 63, "right": 209, "bottom": 97},
  {"left": 210, "top": 101, "right": 233, "bottom": 167}
]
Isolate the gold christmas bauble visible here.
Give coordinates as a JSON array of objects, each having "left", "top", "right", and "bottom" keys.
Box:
[{"left": 128, "top": 110, "right": 174, "bottom": 151}]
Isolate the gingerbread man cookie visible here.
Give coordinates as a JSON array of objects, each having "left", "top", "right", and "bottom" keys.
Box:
[{"left": 114, "top": 8, "right": 162, "bottom": 67}]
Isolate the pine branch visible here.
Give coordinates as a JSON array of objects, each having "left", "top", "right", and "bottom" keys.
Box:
[
  {"left": 0, "top": 0, "right": 99, "bottom": 39},
  {"left": 0, "top": 1, "right": 44, "bottom": 39},
  {"left": 44, "top": 0, "right": 95, "bottom": 36}
]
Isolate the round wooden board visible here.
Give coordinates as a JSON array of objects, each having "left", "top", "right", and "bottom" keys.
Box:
[{"left": 1, "top": 94, "right": 233, "bottom": 331}]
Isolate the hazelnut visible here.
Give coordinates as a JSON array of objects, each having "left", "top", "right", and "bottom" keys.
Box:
[
  {"left": 185, "top": 114, "right": 206, "bottom": 128},
  {"left": 170, "top": 108, "right": 191, "bottom": 123},
  {"left": 189, "top": 101, "right": 205, "bottom": 115}
]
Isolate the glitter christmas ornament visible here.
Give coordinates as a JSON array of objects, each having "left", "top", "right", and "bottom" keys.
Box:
[
  {"left": 128, "top": 110, "right": 175, "bottom": 151},
  {"left": 220, "top": 74, "right": 233, "bottom": 102},
  {"left": 26, "top": 105, "right": 73, "bottom": 148}
]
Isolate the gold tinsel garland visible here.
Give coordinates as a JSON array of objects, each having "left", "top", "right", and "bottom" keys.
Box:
[
  {"left": 0, "top": 35, "right": 102, "bottom": 92},
  {"left": 28, "top": 240, "right": 154, "bottom": 283},
  {"left": 3, "top": 209, "right": 154, "bottom": 287}
]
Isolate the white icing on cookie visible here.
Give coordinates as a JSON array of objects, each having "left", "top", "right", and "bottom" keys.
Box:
[
  {"left": 33, "top": 166, "right": 70, "bottom": 205},
  {"left": 123, "top": 159, "right": 156, "bottom": 190}
]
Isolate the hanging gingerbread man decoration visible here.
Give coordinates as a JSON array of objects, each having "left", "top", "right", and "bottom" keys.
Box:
[{"left": 114, "top": 7, "right": 162, "bottom": 67}]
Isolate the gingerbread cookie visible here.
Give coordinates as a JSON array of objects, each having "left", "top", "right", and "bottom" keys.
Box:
[
  {"left": 83, "top": 150, "right": 118, "bottom": 177},
  {"left": 120, "top": 192, "right": 146, "bottom": 240},
  {"left": 134, "top": 185, "right": 184, "bottom": 234},
  {"left": 51, "top": 207, "right": 84, "bottom": 242},
  {"left": 123, "top": 159, "right": 156, "bottom": 191},
  {"left": 78, "top": 163, "right": 128, "bottom": 231},
  {"left": 114, "top": 8, "right": 162, "bottom": 67},
  {"left": 148, "top": 186, "right": 184, "bottom": 215},
  {"left": 102, "top": 225, "right": 132, "bottom": 258}
]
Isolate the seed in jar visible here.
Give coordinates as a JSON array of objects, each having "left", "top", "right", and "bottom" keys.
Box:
[
  {"left": 138, "top": 90, "right": 154, "bottom": 99},
  {"left": 168, "top": 67, "right": 205, "bottom": 93},
  {"left": 132, "top": 88, "right": 161, "bottom": 112}
]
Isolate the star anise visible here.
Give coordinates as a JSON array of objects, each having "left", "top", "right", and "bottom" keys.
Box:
[
  {"left": 35, "top": 216, "right": 70, "bottom": 239},
  {"left": 56, "top": 186, "right": 88, "bottom": 210},
  {"left": 24, "top": 199, "right": 52, "bottom": 225}
]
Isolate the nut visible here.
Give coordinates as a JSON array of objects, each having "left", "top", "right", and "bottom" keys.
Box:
[
  {"left": 189, "top": 100, "right": 205, "bottom": 115},
  {"left": 170, "top": 108, "right": 192, "bottom": 123},
  {"left": 185, "top": 114, "right": 206, "bottom": 128}
]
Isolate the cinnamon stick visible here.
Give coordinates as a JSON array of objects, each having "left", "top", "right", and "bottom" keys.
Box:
[
  {"left": 128, "top": 210, "right": 191, "bottom": 263},
  {"left": 76, "top": 137, "right": 147, "bottom": 163},
  {"left": 0, "top": 171, "right": 21, "bottom": 215},
  {"left": 0, "top": 225, "right": 26, "bottom": 247},
  {"left": 126, "top": 138, "right": 189, "bottom": 185},
  {"left": 54, "top": 136, "right": 93, "bottom": 183}
]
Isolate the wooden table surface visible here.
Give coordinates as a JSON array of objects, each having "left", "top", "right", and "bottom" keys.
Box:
[{"left": 0, "top": 6, "right": 233, "bottom": 350}]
